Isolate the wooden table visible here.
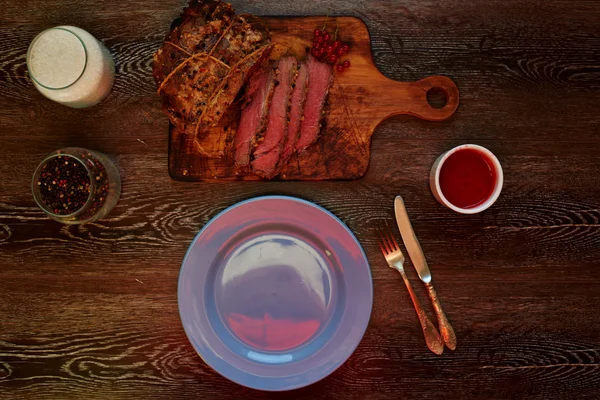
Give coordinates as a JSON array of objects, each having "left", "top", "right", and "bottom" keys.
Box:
[{"left": 1, "top": 0, "right": 599, "bottom": 398}]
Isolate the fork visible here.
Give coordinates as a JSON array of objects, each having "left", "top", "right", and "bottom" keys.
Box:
[{"left": 378, "top": 226, "right": 444, "bottom": 355}]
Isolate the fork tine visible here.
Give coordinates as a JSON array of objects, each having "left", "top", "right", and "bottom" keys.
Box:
[
  {"left": 383, "top": 222, "right": 397, "bottom": 251},
  {"left": 377, "top": 237, "right": 387, "bottom": 255},
  {"left": 379, "top": 228, "right": 394, "bottom": 254},
  {"left": 386, "top": 225, "right": 399, "bottom": 251},
  {"left": 383, "top": 225, "right": 396, "bottom": 252},
  {"left": 380, "top": 225, "right": 389, "bottom": 251}
]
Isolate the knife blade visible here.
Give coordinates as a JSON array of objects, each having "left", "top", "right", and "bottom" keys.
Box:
[{"left": 394, "top": 196, "right": 432, "bottom": 283}]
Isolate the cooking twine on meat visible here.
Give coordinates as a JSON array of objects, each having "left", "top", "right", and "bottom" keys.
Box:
[
  {"left": 157, "top": 19, "right": 236, "bottom": 95},
  {"left": 156, "top": 15, "right": 271, "bottom": 156}
]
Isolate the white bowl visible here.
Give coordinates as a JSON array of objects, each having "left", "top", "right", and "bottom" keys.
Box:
[{"left": 430, "top": 144, "right": 503, "bottom": 214}]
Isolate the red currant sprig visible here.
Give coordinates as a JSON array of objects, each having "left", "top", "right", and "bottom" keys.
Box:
[{"left": 310, "top": 19, "right": 351, "bottom": 69}]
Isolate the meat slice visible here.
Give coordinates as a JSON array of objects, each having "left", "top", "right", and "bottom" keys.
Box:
[
  {"left": 277, "top": 62, "right": 309, "bottom": 170},
  {"left": 251, "top": 56, "right": 298, "bottom": 178},
  {"left": 295, "top": 55, "right": 333, "bottom": 153},
  {"left": 234, "top": 66, "right": 275, "bottom": 167},
  {"left": 153, "top": 0, "right": 272, "bottom": 138}
]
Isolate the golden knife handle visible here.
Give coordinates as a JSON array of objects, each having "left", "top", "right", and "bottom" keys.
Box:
[
  {"left": 398, "top": 270, "right": 444, "bottom": 355},
  {"left": 425, "top": 283, "right": 457, "bottom": 350}
]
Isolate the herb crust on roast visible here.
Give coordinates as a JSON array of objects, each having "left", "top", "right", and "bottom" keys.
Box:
[{"left": 153, "top": 0, "right": 272, "bottom": 149}]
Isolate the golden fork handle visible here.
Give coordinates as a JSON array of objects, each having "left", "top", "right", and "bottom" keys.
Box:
[
  {"left": 425, "top": 283, "right": 457, "bottom": 350},
  {"left": 397, "top": 269, "right": 444, "bottom": 355}
]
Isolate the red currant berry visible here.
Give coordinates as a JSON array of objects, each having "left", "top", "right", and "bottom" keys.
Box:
[
  {"left": 313, "top": 41, "right": 322, "bottom": 50},
  {"left": 323, "top": 32, "right": 331, "bottom": 42},
  {"left": 336, "top": 64, "right": 345, "bottom": 72},
  {"left": 343, "top": 60, "right": 351, "bottom": 68},
  {"left": 333, "top": 40, "right": 341, "bottom": 49},
  {"left": 313, "top": 29, "right": 322, "bottom": 37},
  {"left": 327, "top": 54, "right": 338, "bottom": 64},
  {"left": 336, "top": 47, "right": 345, "bottom": 57},
  {"left": 325, "top": 45, "right": 334, "bottom": 54},
  {"left": 311, "top": 48, "right": 320, "bottom": 57},
  {"left": 342, "top": 44, "right": 350, "bottom": 53}
]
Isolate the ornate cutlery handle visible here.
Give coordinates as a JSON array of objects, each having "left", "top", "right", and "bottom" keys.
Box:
[
  {"left": 425, "top": 283, "right": 457, "bottom": 350},
  {"left": 397, "top": 268, "right": 444, "bottom": 355}
]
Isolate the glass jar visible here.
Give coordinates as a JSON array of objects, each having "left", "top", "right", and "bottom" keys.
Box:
[
  {"left": 27, "top": 26, "right": 115, "bottom": 108},
  {"left": 32, "top": 148, "right": 121, "bottom": 224}
]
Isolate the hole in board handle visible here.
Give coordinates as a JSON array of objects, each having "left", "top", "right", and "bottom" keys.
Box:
[{"left": 426, "top": 87, "right": 449, "bottom": 109}]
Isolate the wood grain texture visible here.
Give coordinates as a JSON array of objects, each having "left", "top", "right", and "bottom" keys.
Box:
[
  {"left": 1, "top": 0, "right": 600, "bottom": 399},
  {"left": 168, "top": 16, "right": 459, "bottom": 181}
]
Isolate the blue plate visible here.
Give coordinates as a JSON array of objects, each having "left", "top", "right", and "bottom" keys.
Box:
[{"left": 178, "top": 196, "right": 373, "bottom": 391}]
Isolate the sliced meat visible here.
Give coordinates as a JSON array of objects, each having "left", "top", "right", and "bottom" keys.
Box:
[
  {"left": 234, "top": 66, "right": 276, "bottom": 167},
  {"left": 277, "top": 61, "right": 309, "bottom": 170},
  {"left": 153, "top": 0, "right": 272, "bottom": 138},
  {"left": 252, "top": 56, "right": 298, "bottom": 178},
  {"left": 295, "top": 55, "right": 333, "bottom": 153}
]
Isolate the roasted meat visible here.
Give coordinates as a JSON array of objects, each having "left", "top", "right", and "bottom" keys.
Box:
[
  {"left": 295, "top": 55, "right": 333, "bottom": 153},
  {"left": 153, "top": 0, "right": 272, "bottom": 139},
  {"left": 251, "top": 57, "right": 298, "bottom": 178},
  {"left": 277, "top": 61, "right": 309, "bottom": 170},
  {"left": 234, "top": 66, "right": 276, "bottom": 167}
]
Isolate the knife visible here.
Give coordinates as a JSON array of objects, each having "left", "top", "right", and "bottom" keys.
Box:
[{"left": 394, "top": 196, "right": 457, "bottom": 350}]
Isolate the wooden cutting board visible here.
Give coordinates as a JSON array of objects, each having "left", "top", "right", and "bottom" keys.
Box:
[{"left": 168, "top": 16, "right": 459, "bottom": 181}]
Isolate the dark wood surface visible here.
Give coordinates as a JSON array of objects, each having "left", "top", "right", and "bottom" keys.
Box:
[
  {"left": 169, "top": 16, "right": 459, "bottom": 181},
  {"left": 1, "top": 0, "right": 599, "bottom": 398}
]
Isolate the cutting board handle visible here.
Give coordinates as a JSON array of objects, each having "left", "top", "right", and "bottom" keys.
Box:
[{"left": 374, "top": 75, "right": 459, "bottom": 122}]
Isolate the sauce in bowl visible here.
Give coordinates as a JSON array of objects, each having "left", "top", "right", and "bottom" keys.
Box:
[{"left": 439, "top": 148, "right": 497, "bottom": 209}]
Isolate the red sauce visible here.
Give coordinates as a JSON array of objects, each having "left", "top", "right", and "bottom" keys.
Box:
[{"left": 439, "top": 148, "right": 497, "bottom": 209}]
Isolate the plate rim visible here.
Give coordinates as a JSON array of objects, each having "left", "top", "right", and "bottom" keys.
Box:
[{"left": 177, "top": 195, "right": 373, "bottom": 391}]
